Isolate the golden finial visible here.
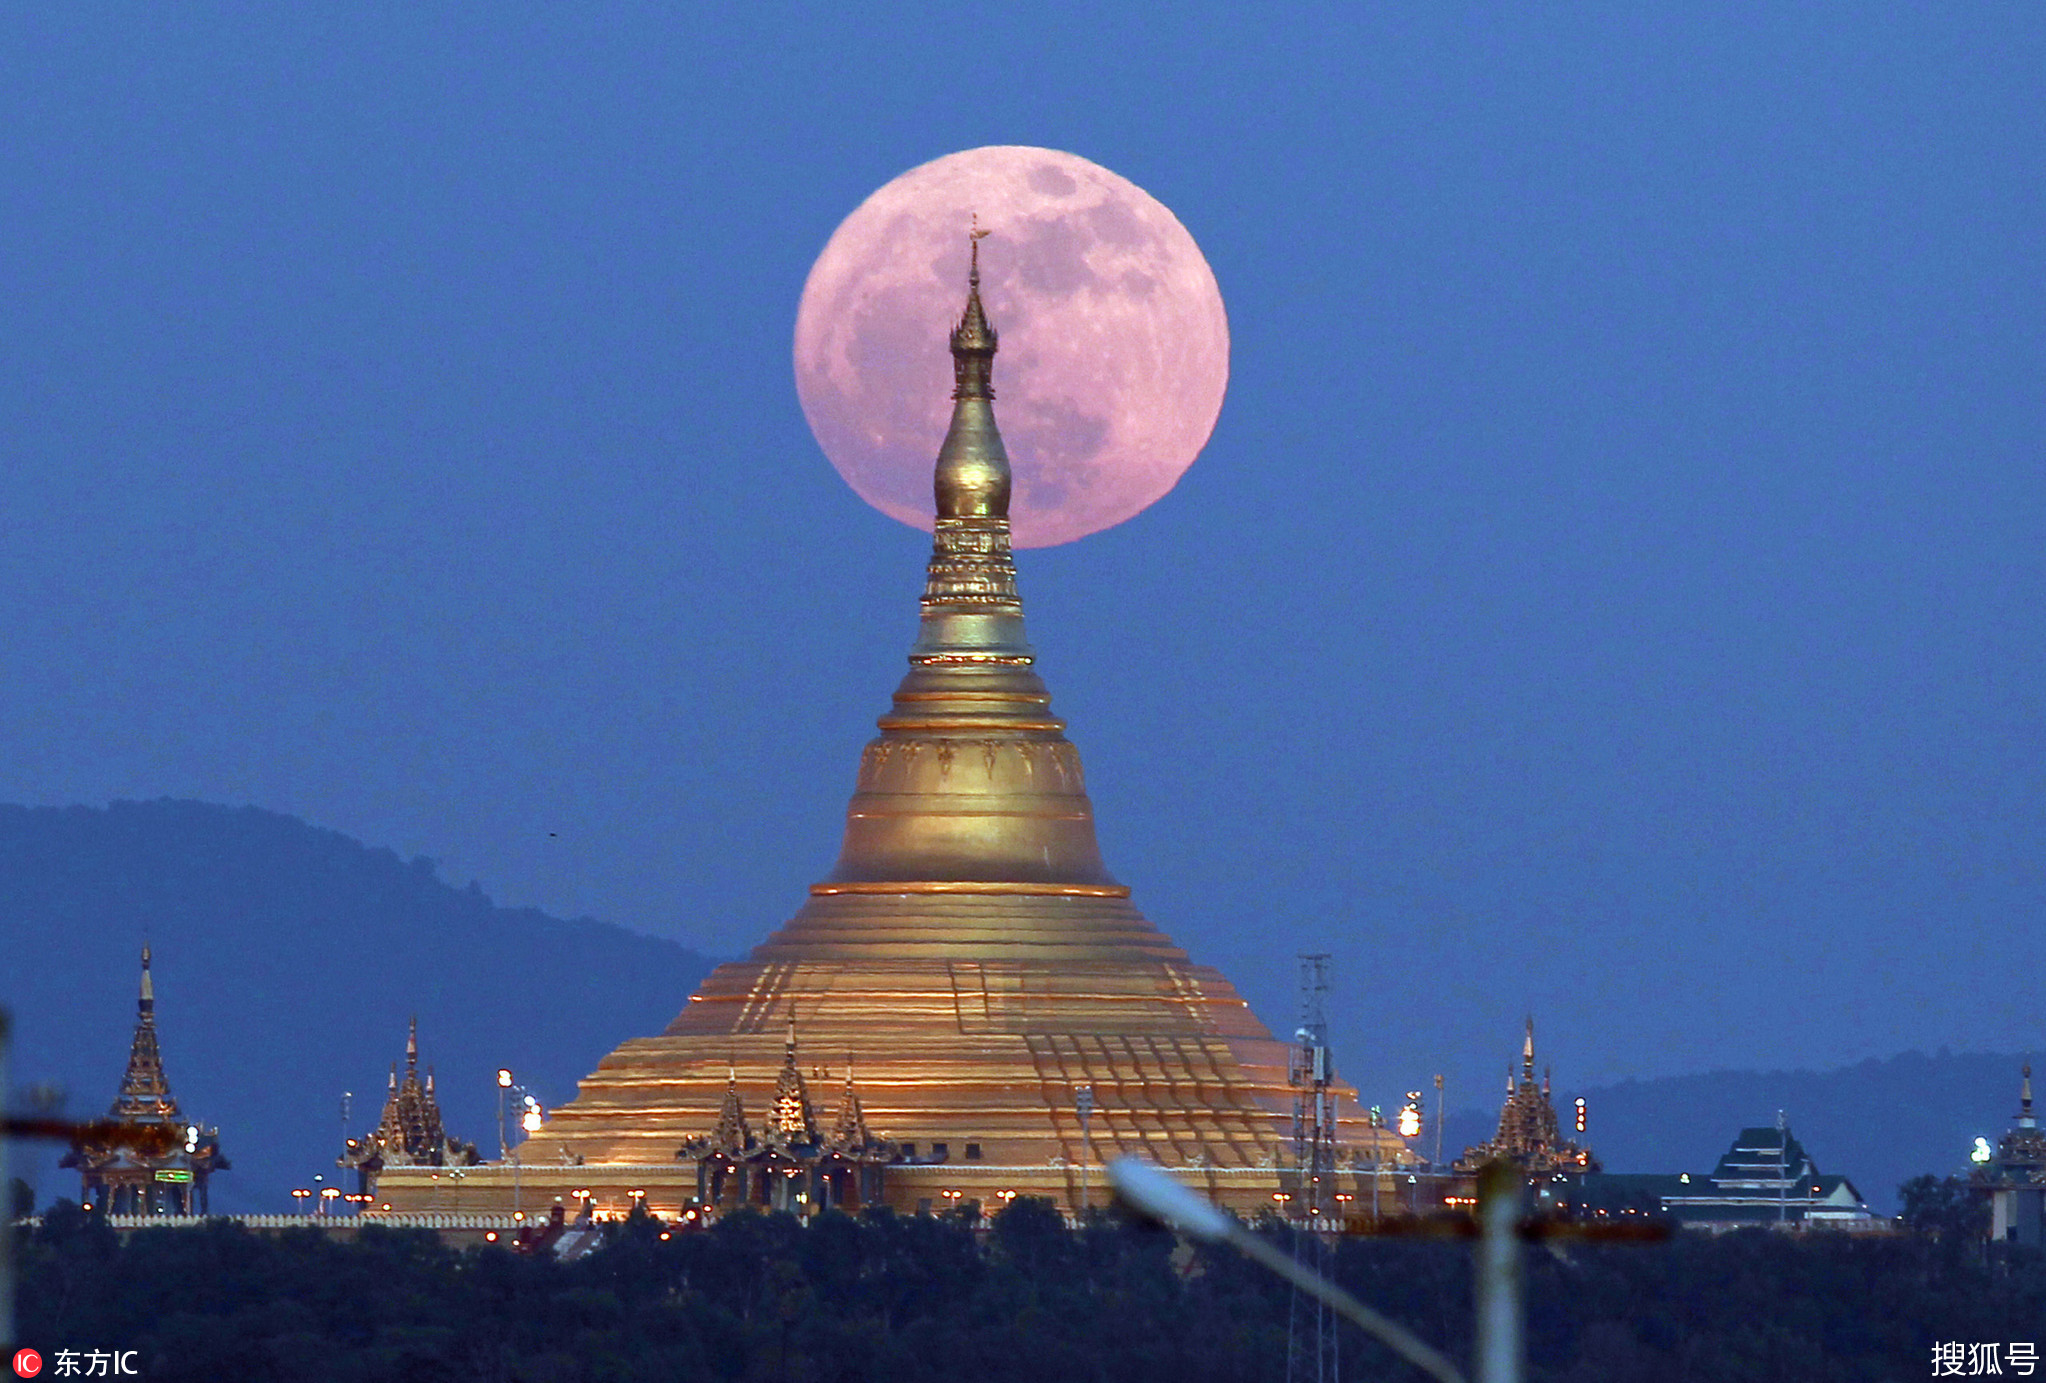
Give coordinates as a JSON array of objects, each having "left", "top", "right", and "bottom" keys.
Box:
[{"left": 969, "top": 212, "right": 991, "bottom": 284}]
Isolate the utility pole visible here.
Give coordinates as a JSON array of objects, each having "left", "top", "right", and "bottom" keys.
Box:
[
  {"left": 1, "top": 1009, "right": 14, "bottom": 1353},
  {"left": 1288, "top": 954, "right": 1338, "bottom": 1383},
  {"left": 1776, "top": 1109, "right": 1787, "bottom": 1225},
  {"left": 1474, "top": 1162, "right": 1526, "bottom": 1383},
  {"left": 1434, "top": 1073, "right": 1445, "bottom": 1169},
  {"left": 1075, "top": 1086, "right": 1096, "bottom": 1219},
  {"left": 497, "top": 1069, "right": 512, "bottom": 1160}
]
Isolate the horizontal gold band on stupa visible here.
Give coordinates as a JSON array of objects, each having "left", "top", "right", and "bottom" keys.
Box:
[
  {"left": 809, "top": 880, "right": 1132, "bottom": 898},
  {"left": 890, "top": 690, "right": 1053, "bottom": 706},
  {"left": 875, "top": 717, "right": 1066, "bottom": 733}
]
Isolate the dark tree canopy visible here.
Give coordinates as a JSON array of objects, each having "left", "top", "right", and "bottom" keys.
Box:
[{"left": 16, "top": 1195, "right": 2046, "bottom": 1383}]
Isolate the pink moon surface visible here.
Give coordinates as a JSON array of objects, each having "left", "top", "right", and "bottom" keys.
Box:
[{"left": 794, "top": 147, "right": 1229, "bottom": 548}]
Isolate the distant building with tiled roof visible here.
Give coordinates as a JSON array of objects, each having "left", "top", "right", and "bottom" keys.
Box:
[{"left": 1574, "top": 1118, "right": 1877, "bottom": 1230}]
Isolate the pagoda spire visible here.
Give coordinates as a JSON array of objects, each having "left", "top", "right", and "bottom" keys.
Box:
[
  {"left": 828, "top": 1060, "right": 875, "bottom": 1153},
  {"left": 924, "top": 217, "right": 1018, "bottom": 599},
  {"left": 348, "top": 1018, "right": 478, "bottom": 1171},
  {"left": 810, "top": 227, "right": 1123, "bottom": 895},
  {"left": 713, "top": 1066, "right": 752, "bottom": 1152},
  {"left": 1522, "top": 1017, "right": 1537, "bottom": 1080},
  {"left": 112, "top": 945, "right": 178, "bottom": 1123},
  {"left": 2020, "top": 1063, "right": 2036, "bottom": 1131},
  {"left": 768, "top": 1015, "right": 819, "bottom": 1148}
]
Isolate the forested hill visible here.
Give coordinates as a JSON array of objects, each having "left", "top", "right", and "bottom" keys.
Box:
[{"left": 0, "top": 799, "right": 716, "bottom": 1213}]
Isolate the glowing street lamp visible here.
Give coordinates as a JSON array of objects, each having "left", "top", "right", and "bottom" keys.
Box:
[
  {"left": 501, "top": 1080, "right": 543, "bottom": 1219},
  {"left": 1972, "top": 1137, "right": 1995, "bottom": 1165},
  {"left": 291, "top": 1188, "right": 312, "bottom": 1214},
  {"left": 496, "top": 1068, "right": 513, "bottom": 1160}
]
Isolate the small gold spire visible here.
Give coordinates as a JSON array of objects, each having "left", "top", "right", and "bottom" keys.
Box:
[
  {"left": 935, "top": 223, "right": 1006, "bottom": 517},
  {"left": 968, "top": 212, "right": 991, "bottom": 287}
]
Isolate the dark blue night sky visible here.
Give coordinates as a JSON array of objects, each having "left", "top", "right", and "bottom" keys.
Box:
[{"left": 2, "top": 6, "right": 2040, "bottom": 1109}]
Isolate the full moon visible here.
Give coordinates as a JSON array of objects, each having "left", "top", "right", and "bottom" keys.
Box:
[{"left": 794, "top": 147, "right": 1229, "bottom": 548}]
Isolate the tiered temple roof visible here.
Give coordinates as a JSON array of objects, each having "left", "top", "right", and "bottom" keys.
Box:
[
  {"left": 1456, "top": 1019, "right": 1598, "bottom": 1175},
  {"left": 61, "top": 947, "right": 229, "bottom": 1215},
  {"left": 340, "top": 1018, "right": 480, "bottom": 1186},
  {"left": 678, "top": 1027, "right": 897, "bottom": 1212}
]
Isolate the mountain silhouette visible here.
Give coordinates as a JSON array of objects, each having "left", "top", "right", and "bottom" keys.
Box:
[{"left": 0, "top": 799, "right": 713, "bottom": 1213}]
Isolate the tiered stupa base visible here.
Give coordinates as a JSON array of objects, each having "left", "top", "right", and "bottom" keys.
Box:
[{"left": 370, "top": 889, "right": 1408, "bottom": 1220}]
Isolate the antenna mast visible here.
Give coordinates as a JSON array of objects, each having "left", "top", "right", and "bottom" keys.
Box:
[{"left": 1287, "top": 953, "right": 1339, "bottom": 1383}]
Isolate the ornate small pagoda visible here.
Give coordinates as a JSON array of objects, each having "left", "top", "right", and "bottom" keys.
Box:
[
  {"left": 1972, "top": 1064, "right": 2046, "bottom": 1246},
  {"left": 1456, "top": 1019, "right": 1599, "bottom": 1176},
  {"left": 62, "top": 947, "right": 229, "bottom": 1216},
  {"left": 339, "top": 1018, "right": 481, "bottom": 1196},
  {"left": 678, "top": 1022, "right": 898, "bottom": 1214}
]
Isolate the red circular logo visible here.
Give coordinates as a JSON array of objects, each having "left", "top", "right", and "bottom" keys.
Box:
[{"left": 12, "top": 1349, "right": 42, "bottom": 1378}]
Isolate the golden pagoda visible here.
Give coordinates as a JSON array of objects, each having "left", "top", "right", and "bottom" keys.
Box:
[
  {"left": 1454, "top": 1018, "right": 1597, "bottom": 1176},
  {"left": 373, "top": 236, "right": 1410, "bottom": 1220}
]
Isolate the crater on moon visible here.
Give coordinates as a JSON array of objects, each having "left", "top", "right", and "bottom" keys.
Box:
[{"left": 793, "top": 146, "right": 1230, "bottom": 548}]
